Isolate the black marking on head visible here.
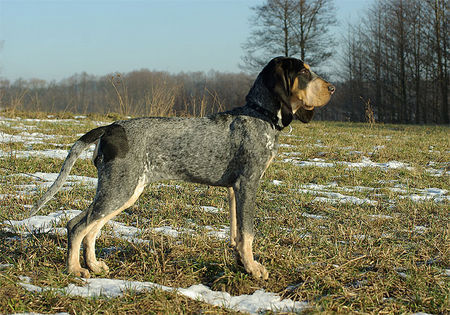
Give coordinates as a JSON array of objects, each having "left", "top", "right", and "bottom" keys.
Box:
[
  {"left": 260, "top": 57, "right": 308, "bottom": 127},
  {"left": 99, "top": 124, "right": 129, "bottom": 163}
]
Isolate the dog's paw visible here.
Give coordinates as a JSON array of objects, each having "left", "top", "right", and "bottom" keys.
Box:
[
  {"left": 244, "top": 260, "right": 269, "bottom": 280},
  {"left": 69, "top": 266, "right": 91, "bottom": 279},
  {"left": 88, "top": 260, "right": 110, "bottom": 275}
]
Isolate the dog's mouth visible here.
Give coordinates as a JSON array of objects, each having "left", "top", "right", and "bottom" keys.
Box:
[{"left": 301, "top": 103, "right": 315, "bottom": 111}]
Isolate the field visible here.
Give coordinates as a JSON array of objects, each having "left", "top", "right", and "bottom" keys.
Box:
[{"left": 0, "top": 111, "right": 448, "bottom": 314}]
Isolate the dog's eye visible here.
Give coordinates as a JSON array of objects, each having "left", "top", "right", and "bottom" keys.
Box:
[{"left": 300, "top": 68, "right": 310, "bottom": 75}]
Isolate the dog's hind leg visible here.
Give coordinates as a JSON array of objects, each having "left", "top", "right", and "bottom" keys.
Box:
[
  {"left": 66, "top": 206, "right": 94, "bottom": 278},
  {"left": 67, "top": 171, "right": 146, "bottom": 278}
]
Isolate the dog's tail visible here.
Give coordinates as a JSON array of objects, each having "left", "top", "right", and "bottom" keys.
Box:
[{"left": 29, "top": 126, "right": 109, "bottom": 217}]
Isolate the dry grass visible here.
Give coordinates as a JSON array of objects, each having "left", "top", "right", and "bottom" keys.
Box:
[{"left": 0, "top": 111, "right": 448, "bottom": 314}]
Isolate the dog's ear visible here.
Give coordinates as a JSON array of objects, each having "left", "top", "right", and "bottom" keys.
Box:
[
  {"left": 261, "top": 57, "right": 303, "bottom": 127},
  {"left": 261, "top": 57, "right": 295, "bottom": 105},
  {"left": 295, "top": 107, "right": 315, "bottom": 123},
  {"left": 281, "top": 102, "right": 293, "bottom": 126}
]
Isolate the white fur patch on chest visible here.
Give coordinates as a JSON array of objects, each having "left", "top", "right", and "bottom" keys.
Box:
[{"left": 264, "top": 133, "right": 275, "bottom": 150}]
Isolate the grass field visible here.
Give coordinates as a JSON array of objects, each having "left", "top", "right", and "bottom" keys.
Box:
[{"left": 0, "top": 111, "right": 448, "bottom": 314}]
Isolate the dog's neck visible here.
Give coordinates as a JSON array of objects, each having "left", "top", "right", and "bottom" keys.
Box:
[{"left": 245, "top": 75, "right": 284, "bottom": 131}]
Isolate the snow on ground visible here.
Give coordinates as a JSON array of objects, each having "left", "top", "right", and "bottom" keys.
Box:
[
  {"left": 283, "top": 155, "right": 414, "bottom": 171},
  {"left": 4, "top": 211, "right": 308, "bottom": 314},
  {"left": 0, "top": 146, "right": 95, "bottom": 160},
  {"left": 1, "top": 117, "right": 447, "bottom": 313},
  {"left": 5, "top": 172, "right": 97, "bottom": 198},
  {"left": 18, "top": 276, "right": 307, "bottom": 314},
  {"left": 2, "top": 209, "right": 228, "bottom": 243},
  {"left": 0, "top": 131, "right": 68, "bottom": 145},
  {"left": 4, "top": 210, "right": 81, "bottom": 235},
  {"left": 18, "top": 172, "right": 98, "bottom": 188},
  {"left": 294, "top": 182, "right": 449, "bottom": 205}
]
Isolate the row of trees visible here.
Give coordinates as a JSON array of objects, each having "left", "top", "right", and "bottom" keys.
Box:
[
  {"left": 340, "top": 0, "right": 448, "bottom": 124},
  {"left": 0, "top": 70, "right": 254, "bottom": 117}
]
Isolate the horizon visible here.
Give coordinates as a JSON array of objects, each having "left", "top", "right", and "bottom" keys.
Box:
[{"left": 0, "top": 0, "right": 370, "bottom": 82}]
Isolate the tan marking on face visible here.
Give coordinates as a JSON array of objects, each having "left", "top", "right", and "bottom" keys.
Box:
[
  {"left": 305, "top": 76, "right": 333, "bottom": 107},
  {"left": 304, "top": 63, "right": 310, "bottom": 70},
  {"left": 290, "top": 75, "right": 333, "bottom": 110},
  {"left": 290, "top": 77, "right": 307, "bottom": 113}
]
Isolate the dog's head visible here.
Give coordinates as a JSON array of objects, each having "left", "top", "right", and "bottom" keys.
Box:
[{"left": 260, "top": 56, "right": 335, "bottom": 125}]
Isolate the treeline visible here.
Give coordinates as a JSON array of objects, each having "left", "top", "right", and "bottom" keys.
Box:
[
  {"left": 0, "top": 70, "right": 254, "bottom": 117},
  {"left": 0, "top": 0, "right": 448, "bottom": 124},
  {"left": 338, "top": 0, "right": 448, "bottom": 124}
]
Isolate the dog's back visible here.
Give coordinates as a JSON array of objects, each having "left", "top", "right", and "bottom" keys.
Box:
[{"left": 102, "top": 112, "right": 277, "bottom": 187}]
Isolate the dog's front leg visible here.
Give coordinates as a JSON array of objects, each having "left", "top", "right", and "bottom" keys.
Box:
[
  {"left": 228, "top": 187, "right": 238, "bottom": 247},
  {"left": 233, "top": 179, "right": 268, "bottom": 280}
]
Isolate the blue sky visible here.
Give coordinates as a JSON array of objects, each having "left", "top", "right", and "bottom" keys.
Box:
[{"left": 0, "top": 0, "right": 370, "bottom": 82}]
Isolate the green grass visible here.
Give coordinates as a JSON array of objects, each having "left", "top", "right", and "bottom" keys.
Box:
[{"left": 0, "top": 111, "right": 448, "bottom": 314}]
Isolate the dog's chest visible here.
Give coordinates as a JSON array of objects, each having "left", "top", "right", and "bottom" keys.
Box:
[{"left": 264, "top": 132, "right": 277, "bottom": 151}]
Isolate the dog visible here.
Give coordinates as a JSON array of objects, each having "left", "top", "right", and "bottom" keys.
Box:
[{"left": 30, "top": 57, "right": 334, "bottom": 279}]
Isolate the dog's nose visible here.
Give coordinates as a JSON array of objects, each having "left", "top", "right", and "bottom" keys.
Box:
[{"left": 328, "top": 85, "right": 335, "bottom": 94}]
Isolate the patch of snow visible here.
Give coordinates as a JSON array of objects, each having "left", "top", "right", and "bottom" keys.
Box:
[
  {"left": 298, "top": 187, "right": 378, "bottom": 206},
  {"left": 284, "top": 156, "right": 414, "bottom": 171},
  {"left": 0, "top": 146, "right": 95, "bottom": 160},
  {"left": 0, "top": 263, "right": 13, "bottom": 270},
  {"left": 152, "top": 226, "right": 184, "bottom": 238},
  {"left": 401, "top": 187, "right": 449, "bottom": 203},
  {"left": 205, "top": 225, "right": 229, "bottom": 240},
  {"left": 284, "top": 158, "right": 334, "bottom": 168},
  {"left": 413, "top": 226, "right": 427, "bottom": 234},
  {"left": 36, "top": 172, "right": 96, "bottom": 187},
  {"left": 313, "top": 195, "right": 377, "bottom": 206},
  {"left": 301, "top": 213, "right": 325, "bottom": 219},
  {"left": 344, "top": 156, "right": 413, "bottom": 170},
  {"left": 106, "top": 221, "right": 150, "bottom": 244},
  {"left": 367, "top": 214, "right": 394, "bottom": 220},
  {"left": 272, "top": 180, "right": 283, "bottom": 186},
  {"left": 200, "top": 206, "right": 222, "bottom": 214},
  {"left": 154, "top": 183, "right": 182, "bottom": 190},
  {"left": 0, "top": 131, "right": 54, "bottom": 145},
  {"left": 297, "top": 182, "right": 447, "bottom": 205},
  {"left": 4, "top": 210, "right": 81, "bottom": 235},
  {"left": 282, "top": 151, "right": 302, "bottom": 156},
  {"left": 18, "top": 278, "right": 308, "bottom": 314},
  {"left": 279, "top": 143, "right": 296, "bottom": 148}
]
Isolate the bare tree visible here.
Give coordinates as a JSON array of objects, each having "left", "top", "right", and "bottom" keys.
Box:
[
  {"left": 427, "top": 0, "right": 449, "bottom": 124},
  {"left": 293, "top": 0, "right": 337, "bottom": 66},
  {"left": 338, "top": 0, "right": 449, "bottom": 124},
  {"left": 241, "top": 0, "right": 337, "bottom": 72},
  {"left": 241, "top": 0, "right": 297, "bottom": 72}
]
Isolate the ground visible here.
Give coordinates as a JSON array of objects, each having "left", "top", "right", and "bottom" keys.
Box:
[{"left": 0, "top": 111, "right": 448, "bottom": 314}]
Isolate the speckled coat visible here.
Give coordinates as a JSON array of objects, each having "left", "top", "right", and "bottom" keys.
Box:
[{"left": 30, "top": 57, "right": 335, "bottom": 279}]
